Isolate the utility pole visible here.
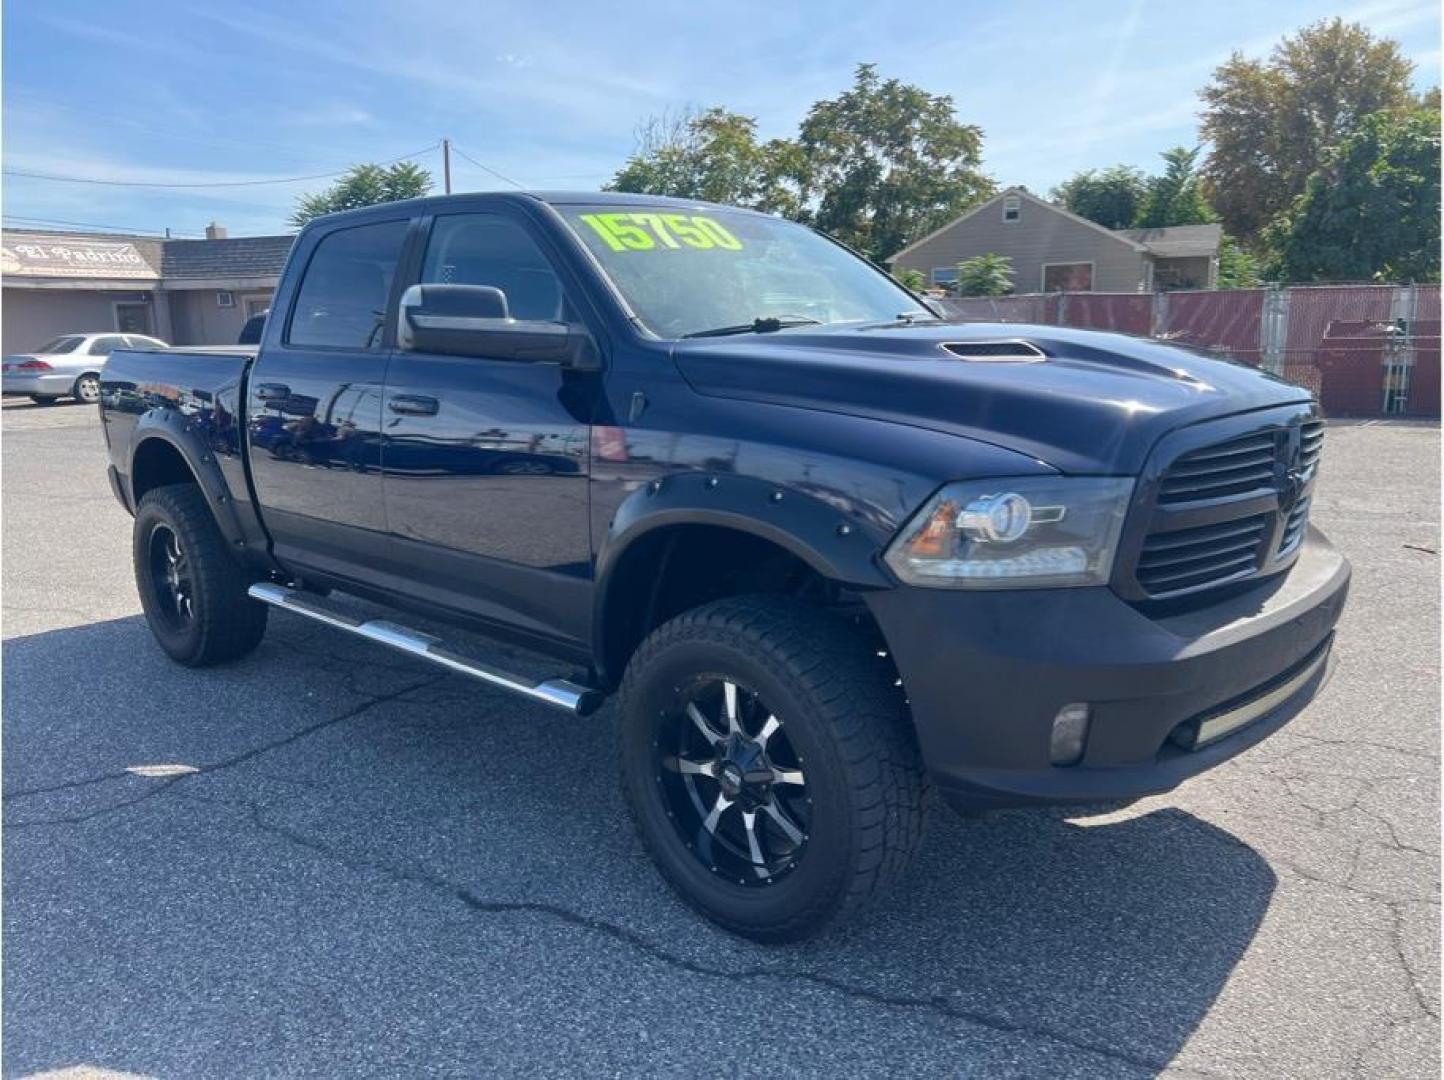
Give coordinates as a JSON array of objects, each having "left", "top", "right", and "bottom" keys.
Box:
[{"left": 442, "top": 138, "right": 452, "bottom": 195}]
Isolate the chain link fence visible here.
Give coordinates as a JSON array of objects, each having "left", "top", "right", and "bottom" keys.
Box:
[{"left": 936, "top": 284, "right": 1442, "bottom": 418}]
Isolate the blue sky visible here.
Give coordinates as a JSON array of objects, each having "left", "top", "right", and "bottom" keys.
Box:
[{"left": 3, "top": 0, "right": 1439, "bottom": 238}]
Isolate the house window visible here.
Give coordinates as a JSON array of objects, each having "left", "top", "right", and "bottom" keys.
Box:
[
  {"left": 1042, "top": 262, "right": 1094, "bottom": 292},
  {"left": 930, "top": 268, "right": 958, "bottom": 285},
  {"left": 1002, "top": 196, "right": 1021, "bottom": 223}
]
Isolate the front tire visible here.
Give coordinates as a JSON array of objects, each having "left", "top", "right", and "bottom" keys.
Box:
[
  {"left": 73, "top": 373, "right": 101, "bottom": 404},
  {"left": 619, "top": 595, "right": 927, "bottom": 942},
  {"left": 133, "top": 484, "right": 268, "bottom": 666}
]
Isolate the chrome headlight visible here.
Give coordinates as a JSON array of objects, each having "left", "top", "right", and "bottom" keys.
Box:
[{"left": 884, "top": 477, "right": 1133, "bottom": 588}]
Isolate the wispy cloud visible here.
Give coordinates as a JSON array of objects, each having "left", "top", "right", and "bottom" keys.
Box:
[{"left": 284, "top": 104, "right": 375, "bottom": 127}]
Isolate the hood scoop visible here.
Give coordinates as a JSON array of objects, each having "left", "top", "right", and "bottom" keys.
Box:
[{"left": 940, "top": 339, "right": 1046, "bottom": 363}]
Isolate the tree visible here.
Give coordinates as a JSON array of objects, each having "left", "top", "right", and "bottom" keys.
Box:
[
  {"left": 1215, "top": 235, "right": 1263, "bottom": 288},
  {"left": 795, "top": 64, "right": 993, "bottom": 262},
  {"left": 955, "top": 253, "right": 1014, "bottom": 296},
  {"left": 290, "top": 162, "right": 432, "bottom": 227},
  {"left": 606, "top": 106, "right": 802, "bottom": 216},
  {"left": 1051, "top": 165, "right": 1148, "bottom": 229},
  {"left": 1201, "top": 19, "right": 1416, "bottom": 240},
  {"left": 1135, "top": 147, "right": 1216, "bottom": 228},
  {"left": 893, "top": 267, "right": 927, "bottom": 293},
  {"left": 1264, "top": 107, "right": 1441, "bottom": 283}
]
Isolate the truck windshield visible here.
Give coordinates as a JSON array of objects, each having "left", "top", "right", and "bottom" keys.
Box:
[{"left": 558, "top": 205, "right": 929, "bottom": 340}]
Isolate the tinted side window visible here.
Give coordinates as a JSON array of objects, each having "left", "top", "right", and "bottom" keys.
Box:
[
  {"left": 421, "top": 214, "right": 568, "bottom": 322},
  {"left": 288, "top": 220, "right": 409, "bottom": 349},
  {"left": 91, "top": 336, "right": 129, "bottom": 354}
]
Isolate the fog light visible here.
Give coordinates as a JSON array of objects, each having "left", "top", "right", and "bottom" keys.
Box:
[{"left": 1050, "top": 703, "right": 1091, "bottom": 766}]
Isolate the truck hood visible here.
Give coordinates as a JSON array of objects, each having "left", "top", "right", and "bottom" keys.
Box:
[{"left": 670, "top": 322, "right": 1312, "bottom": 475}]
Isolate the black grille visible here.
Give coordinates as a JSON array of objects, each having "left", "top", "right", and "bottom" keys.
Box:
[
  {"left": 1300, "top": 419, "right": 1323, "bottom": 471},
  {"left": 1278, "top": 495, "right": 1312, "bottom": 557},
  {"left": 1157, "top": 431, "right": 1276, "bottom": 504},
  {"left": 1130, "top": 417, "right": 1325, "bottom": 600},
  {"left": 1137, "top": 514, "right": 1269, "bottom": 594}
]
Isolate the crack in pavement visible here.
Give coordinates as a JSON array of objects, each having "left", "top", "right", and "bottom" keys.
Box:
[
  {"left": 4, "top": 673, "right": 448, "bottom": 827},
  {"left": 168, "top": 786, "right": 1199, "bottom": 1079}
]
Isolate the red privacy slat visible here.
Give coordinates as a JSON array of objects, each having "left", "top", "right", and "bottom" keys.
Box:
[
  {"left": 1164, "top": 289, "right": 1267, "bottom": 367},
  {"left": 1058, "top": 294, "right": 1154, "bottom": 336}
]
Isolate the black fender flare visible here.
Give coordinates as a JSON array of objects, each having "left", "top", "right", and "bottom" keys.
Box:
[
  {"left": 591, "top": 471, "right": 894, "bottom": 676},
  {"left": 128, "top": 413, "right": 249, "bottom": 551}
]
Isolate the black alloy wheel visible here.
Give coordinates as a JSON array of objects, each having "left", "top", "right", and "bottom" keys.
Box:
[
  {"left": 658, "top": 676, "right": 811, "bottom": 886},
  {"left": 146, "top": 523, "right": 194, "bottom": 632}
]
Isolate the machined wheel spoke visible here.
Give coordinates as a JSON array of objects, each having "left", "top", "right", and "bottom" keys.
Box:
[
  {"left": 671, "top": 756, "right": 716, "bottom": 778},
  {"left": 762, "top": 800, "right": 804, "bottom": 845},
  {"left": 741, "top": 810, "right": 770, "bottom": 878},
  {"left": 686, "top": 702, "right": 724, "bottom": 748},
  {"left": 755, "top": 714, "right": 780, "bottom": 747},
  {"left": 771, "top": 767, "right": 805, "bottom": 786},
  {"left": 722, "top": 681, "right": 742, "bottom": 736},
  {"left": 702, "top": 792, "right": 733, "bottom": 835}
]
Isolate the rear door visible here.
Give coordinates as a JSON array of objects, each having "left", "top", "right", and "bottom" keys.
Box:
[
  {"left": 64, "top": 335, "right": 127, "bottom": 380},
  {"left": 378, "top": 210, "right": 599, "bottom": 644},
  {"left": 245, "top": 215, "right": 412, "bottom": 581}
]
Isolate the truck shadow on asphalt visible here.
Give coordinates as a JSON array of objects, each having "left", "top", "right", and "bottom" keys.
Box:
[{"left": 3, "top": 616, "right": 1277, "bottom": 1076}]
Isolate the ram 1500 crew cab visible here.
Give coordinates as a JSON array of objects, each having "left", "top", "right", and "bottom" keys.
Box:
[{"left": 99, "top": 192, "right": 1349, "bottom": 941}]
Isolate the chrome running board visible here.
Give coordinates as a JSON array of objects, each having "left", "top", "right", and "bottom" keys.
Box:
[{"left": 247, "top": 582, "right": 604, "bottom": 716}]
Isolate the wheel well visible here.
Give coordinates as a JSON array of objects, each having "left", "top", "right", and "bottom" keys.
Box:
[
  {"left": 599, "top": 524, "right": 891, "bottom": 686},
  {"left": 131, "top": 438, "right": 199, "bottom": 504}
]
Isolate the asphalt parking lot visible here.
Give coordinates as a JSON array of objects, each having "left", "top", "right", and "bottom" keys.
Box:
[{"left": 2, "top": 398, "right": 1439, "bottom": 1078}]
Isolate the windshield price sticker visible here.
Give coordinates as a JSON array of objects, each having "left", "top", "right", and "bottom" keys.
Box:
[{"left": 580, "top": 212, "right": 744, "bottom": 252}]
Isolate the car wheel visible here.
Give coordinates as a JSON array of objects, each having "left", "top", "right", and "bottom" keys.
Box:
[
  {"left": 29, "top": 395, "right": 58, "bottom": 406},
  {"left": 73, "top": 373, "right": 102, "bottom": 404},
  {"left": 619, "top": 595, "right": 928, "bottom": 942},
  {"left": 133, "top": 483, "right": 268, "bottom": 666}
]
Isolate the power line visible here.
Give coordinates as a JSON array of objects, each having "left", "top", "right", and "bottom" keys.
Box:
[
  {"left": 3, "top": 214, "right": 205, "bottom": 237},
  {"left": 448, "top": 145, "right": 526, "bottom": 190},
  {"left": 2, "top": 143, "right": 440, "bottom": 190}
]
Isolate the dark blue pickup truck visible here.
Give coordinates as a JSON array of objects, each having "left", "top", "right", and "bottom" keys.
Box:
[{"left": 99, "top": 192, "right": 1349, "bottom": 940}]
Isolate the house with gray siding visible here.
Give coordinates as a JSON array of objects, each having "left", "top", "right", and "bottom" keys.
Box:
[
  {"left": 890, "top": 187, "right": 1221, "bottom": 293},
  {"left": 2, "top": 224, "right": 292, "bottom": 355}
]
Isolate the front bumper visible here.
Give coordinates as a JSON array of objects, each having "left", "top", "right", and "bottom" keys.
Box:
[{"left": 866, "top": 527, "right": 1350, "bottom": 811}]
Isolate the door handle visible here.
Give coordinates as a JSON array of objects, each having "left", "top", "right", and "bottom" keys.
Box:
[
  {"left": 388, "top": 394, "right": 439, "bottom": 416},
  {"left": 254, "top": 382, "right": 291, "bottom": 401}
]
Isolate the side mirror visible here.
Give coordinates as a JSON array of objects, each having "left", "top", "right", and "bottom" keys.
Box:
[{"left": 398, "top": 283, "right": 595, "bottom": 367}]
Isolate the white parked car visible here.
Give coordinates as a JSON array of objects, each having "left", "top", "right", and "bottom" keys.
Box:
[{"left": 2, "top": 332, "right": 168, "bottom": 405}]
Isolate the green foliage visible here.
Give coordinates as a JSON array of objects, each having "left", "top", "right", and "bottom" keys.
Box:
[
  {"left": 606, "top": 107, "right": 801, "bottom": 215},
  {"left": 1050, "top": 165, "right": 1148, "bottom": 229},
  {"left": 955, "top": 253, "right": 1014, "bottom": 296},
  {"left": 1215, "top": 235, "right": 1263, "bottom": 288},
  {"left": 607, "top": 66, "right": 993, "bottom": 263},
  {"left": 1135, "top": 147, "right": 1217, "bottom": 228},
  {"left": 795, "top": 64, "right": 994, "bottom": 262},
  {"left": 1201, "top": 18, "right": 1416, "bottom": 240},
  {"left": 1264, "top": 107, "right": 1441, "bottom": 283},
  {"left": 290, "top": 162, "right": 432, "bottom": 227},
  {"left": 893, "top": 267, "right": 927, "bottom": 293}
]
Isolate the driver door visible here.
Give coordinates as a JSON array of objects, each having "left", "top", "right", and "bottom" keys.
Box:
[{"left": 379, "top": 211, "right": 599, "bottom": 647}]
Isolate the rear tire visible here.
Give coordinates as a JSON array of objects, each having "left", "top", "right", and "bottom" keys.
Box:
[
  {"left": 133, "top": 483, "right": 268, "bottom": 666},
  {"left": 619, "top": 595, "right": 927, "bottom": 942},
  {"left": 73, "top": 373, "right": 101, "bottom": 404}
]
